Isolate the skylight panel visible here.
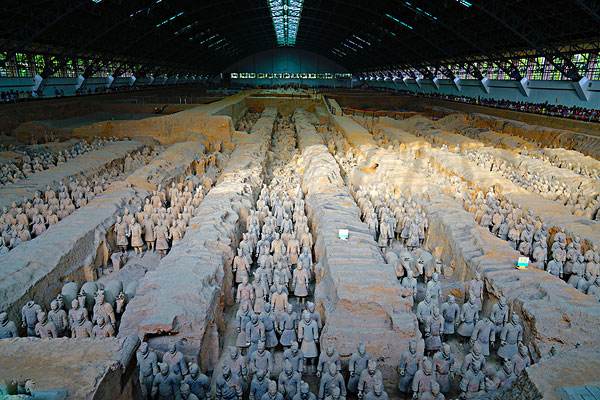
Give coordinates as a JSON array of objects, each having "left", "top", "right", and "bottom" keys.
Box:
[
  {"left": 456, "top": 0, "right": 472, "bottom": 7},
  {"left": 385, "top": 13, "right": 414, "bottom": 30},
  {"left": 268, "top": 0, "right": 304, "bottom": 46},
  {"left": 156, "top": 11, "right": 184, "bottom": 28}
]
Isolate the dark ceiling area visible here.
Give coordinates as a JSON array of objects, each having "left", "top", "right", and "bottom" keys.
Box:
[{"left": 0, "top": 0, "right": 598, "bottom": 77}]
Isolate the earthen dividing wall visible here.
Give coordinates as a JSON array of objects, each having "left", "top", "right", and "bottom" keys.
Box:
[
  {"left": 295, "top": 110, "right": 419, "bottom": 388},
  {"left": 0, "top": 140, "right": 144, "bottom": 209},
  {"left": 0, "top": 182, "right": 146, "bottom": 326},
  {"left": 118, "top": 107, "right": 277, "bottom": 372}
]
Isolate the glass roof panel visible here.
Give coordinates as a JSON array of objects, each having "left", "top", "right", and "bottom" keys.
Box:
[{"left": 268, "top": 0, "right": 304, "bottom": 46}]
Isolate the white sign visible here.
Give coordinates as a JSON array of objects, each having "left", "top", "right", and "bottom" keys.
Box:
[{"left": 338, "top": 229, "right": 349, "bottom": 240}]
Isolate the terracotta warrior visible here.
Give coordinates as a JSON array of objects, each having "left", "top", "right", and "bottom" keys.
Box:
[
  {"left": 246, "top": 313, "right": 266, "bottom": 355},
  {"left": 72, "top": 313, "right": 93, "bottom": 338},
  {"left": 432, "top": 344, "right": 455, "bottom": 394},
  {"left": 93, "top": 292, "right": 116, "bottom": 327},
  {"left": 470, "top": 317, "right": 495, "bottom": 356},
  {"left": 137, "top": 342, "right": 159, "bottom": 399},
  {"left": 34, "top": 311, "right": 57, "bottom": 338},
  {"left": 348, "top": 342, "right": 370, "bottom": 394},
  {"left": 114, "top": 216, "right": 129, "bottom": 253},
  {"left": 278, "top": 304, "right": 298, "bottom": 348},
  {"left": 130, "top": 221, "right": 144, "bottom": 254},
  {"left": 293, "top": 383, "right": 316, "bottom": 400},
  {"left": 224, "top": 346, "right": 248, "bottom": 389},
  {"left": 497, "top": 314, "right": 523, "bottom": 361},
  {"left": 21, "top": 300, "right": 42, "bottom": 336},
  {"left": 292, "top": 264, "right": 310, "bottom": 303},
  {"left": 249, "top": 341, "right": 274, "bottom": 378},
  {"left": 317, "top": 345, "right": 341, "bottom": 378},
  {"left": 216, "top": 366, "right": 243, "bottom": 400},
  {"left": 456, "top": 297, "right": 479, "bottom": 340},
  {"left": 357, "top": 360, "right": 382, "bottom": 399},
  {"left": 68, "top": 298, "right": 88, "bottom": 333},
  {"left": 184, "top": 363, "right": 210, "bottom": 400},
  {"left": 263, "top": 380, "right": 284, "bottom": 400},
  {"left": 249, "top": 369, "right": 270, "bottom": 400},
  {"left": 283, "top": 342, "right": 305, "bottom": 374},
  {"left": 0, "top": 311, "right": 18, "bottom": 339},
  {"left": 152, "top": 363, "right": 180, "bottom": 400},
  {"left": 298, "top": 310, "right": 319, "bottom": 372},
  {"left": 363, "top": 383, "right": 389, "bottom": 400},
  {"left": 163, "top": 342, "right": 189, "bottom": 379},
  {"left": 318, "top": 362, "right": 346, "bottom": 400},
  {"left": 412, "top": 358, "right": 437, "bottom": 399},
  {"left": 397, "top": 340, "right": 420, "bottom": 395},
  {"left": 48, "top": 299, "right": 68, "bottom": 337},
  {"left": 278, "top": 359, "right": 302, "bottom": 400},
  {"left": 92, "top": 315, "right": 115, "bottom": 337},
  {"left": 440, "top": 295, "right": 459, "bottom": 339}
]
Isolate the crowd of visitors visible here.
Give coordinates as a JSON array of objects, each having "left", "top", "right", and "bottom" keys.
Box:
[{"left": 384, "top": 89, "right": 600, "bottom": 122}]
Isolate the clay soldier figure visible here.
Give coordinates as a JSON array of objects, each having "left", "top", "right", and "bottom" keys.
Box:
[
  {"left": 116, "top": 292, "right": 127, "bottom": 316},
  {"left": 21, "top": 300, "right": 42, "bottom": 336},
  {"left": 461, "top": 343, "right": 486, "bottom": 377},
  {"left": 357, "top": 360, "right": 382, "bottom": 399},
  {"left": 424, "top": 307, "right": 444, "bottom": 355},
  {"left": 250, "top": 369, "right": 270, "bottom": 400},
  {"left": 130, "top": 221, "right": 144, "bottom": 254},
  {"left": 432, "top": 344, "right": 455, "bottom": 394},
  {"left": 318, "top": 363, "right": 346, "bottom": 400},
  {"left": 416, "top": 292, "right": 434, "bottom": 332},
  {"left": 279, "top": 304, "right": 298, "bottom": 348},
  {"left": 0, "top": 311, "right": 18, "bottom": 339},
  {"left": 237, "top": 276, "right": 255, "bottom": 307},
  {"left": 494, "top": 359, "right": 516, "bottom": 390},
  {"left": 412, "top": 358, "right": 437, "bottom": 400},
  {"left": 234, "top": 248, "right": 251, "bottom": 285},
  {"left": 490, "top": 297, "right": 509, "bottom": 342},
  {"left": 72, "top": 313, "right": 93, "bottom": 338},
  {"left": 459, "top": 360, "right": 485, "bottom": 399},
  {"left": 324, "top": 386, "right": 342, "bottom": 400},
  {"left": 278, "top": 360, "right": 302, "bottom": 400},
  {"left": 236, "top": 303, "right": 253, "bottom": 354},
  {"left": 317, "top": 346, "right": 341, "bottom": 378},
  {"left": 402, "top": 270, "right": 418, "bottom": 302},
  {"left": 137, "top": 342, "right": 159, "bottom": 399},
  {"left": 152, "top": 363, "right": 180, "bottom": 400},
  {"left": 143, "top": 217, "right": 155, "bottom": 252},
  {"left": 115, "top": 216, "right": 129, "bottom": 253},
  {"left": 348, "top": 342, "right": 370, "bottom": 394},
  {"left": 246, "top": 313, "right": 266, "bottom": 355},
  {"left": 467, "top": 272, "right": 484, "bottom": 311},
  {"left": 34, "top": 311, "right": 57, "bottom": 338},
  {"left": 47, "top": 300, "right": 68, "bottom": 337},
  {"left": 154, "top": 220, "right": 171, "bottom": 257},
  {"left": 68, "top": 299, "right": 88, "bottom": 334},
  {"left": 216, "top": 366, "right": 243, "bottom": 400},
  {"left": 426, "top": 273, "right": 442, "bottom": 305},
  {"left": 261, "top": 304, "right": 279, "bottom": 350},
  {"left": 184, "top": 363, "right": 210, "bottom": 400},
  {"left": 93, "top": 292, "right": 116, "bottom": 327},
  {"left": 441, "top": 295, "right": 460, "bottom": 339},
  {"left": 470, "top": 317, "right": 495, "bottom": 357},
  {"left": 363, "top": 382, "right": 388, "bottom": 400},
  {"left": 163, "top": 342, "right": 189, "bottom": 379},
  {"left": 457, "top": 297, "right": 479, "bottom": 341},
  {"left": 180, "top": 383, "right": 200, "bottom": 400},
  {"left": 93, "top": 316, "right": 115, "bottom": 337},
  {"left": 293, "top": 383, "right": 316, "bottom": 400},
  {"left": 249, "top": 341, "right": 274, "bottom": 378},
  {"left": 264, "top": 380, "right": 285, "bottom": 400},
  {"left": 298, "top": 310, "right": 319, "bottom": 373},
  {"left": 511, "top": 343, "right": 531, "bottom": 377},
  {"left": 284, "top": 342, "right": 305, "bottom": 374},
  {"left": 498, "top": 314, "right": 523, "bottom": 361},
  {"left": 225, "top": 346, "right": 248, "bottom": 390},
  {"left": 397, "top": 340, "right": 420, "bottom": 396},
  {"left": 292, "top": 264, "right": 310, "bottom": 304},
  {"left": 420, "top": 382, "right": 445, "bottom": 400},
  {"left": 271, "top": 285, "right": 289, "bottom": 316}
]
